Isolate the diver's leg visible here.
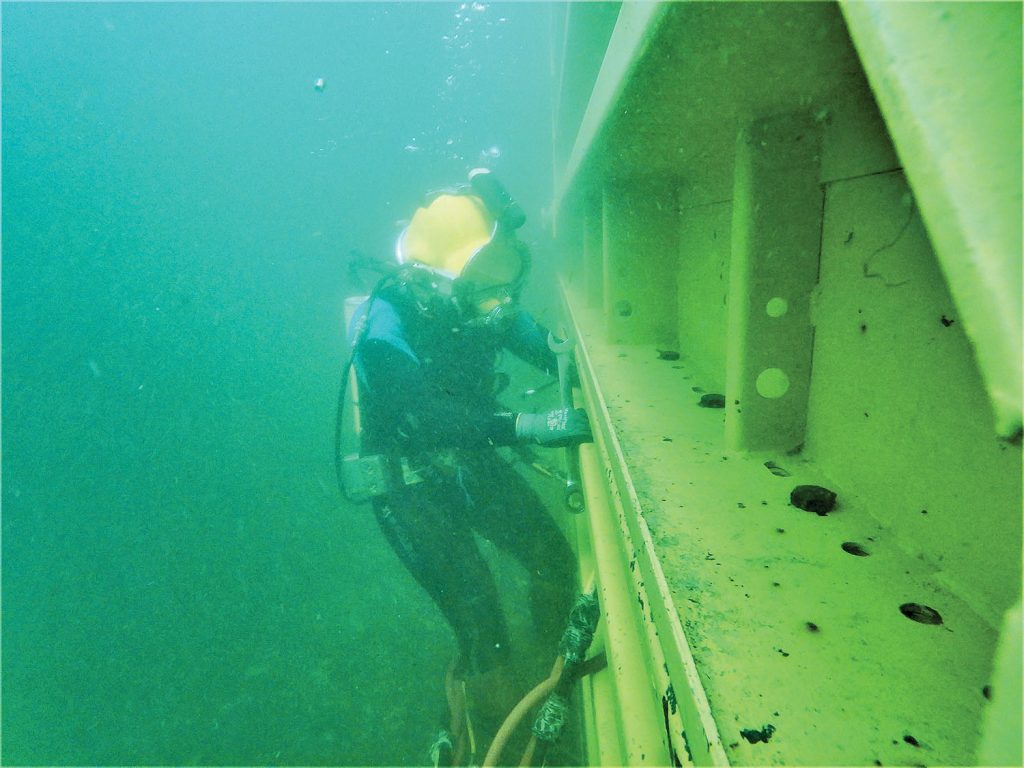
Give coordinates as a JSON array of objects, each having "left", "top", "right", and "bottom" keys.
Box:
[
  {"left": 372, "top": 481, "right": 512, "bottom": 675},
  {"left": 462, "top": 455, "right": 577, "bottom": 652},
  {"left": 372, "top": 480, "right": 523, "bottom": 750}
]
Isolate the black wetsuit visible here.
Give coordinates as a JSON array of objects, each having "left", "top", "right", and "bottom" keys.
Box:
[{"left": 349, "top": 285, "right": 575, "bottom": 674}]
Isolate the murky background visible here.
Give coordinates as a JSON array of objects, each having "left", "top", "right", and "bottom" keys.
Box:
[{"left": 2, "top": 3, "right": 565, "bottom": 763}]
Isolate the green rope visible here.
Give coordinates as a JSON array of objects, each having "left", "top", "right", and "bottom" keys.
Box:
[
  {"left": 531, "top": 692, "right": 569, "bottom": 743},
  {"left": 558, "top": 591, "right": 600, "bottom": 664}
]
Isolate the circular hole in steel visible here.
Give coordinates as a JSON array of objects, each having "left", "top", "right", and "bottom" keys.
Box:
[
  {"left": 756, "top": 368, "right": 790, "bottom": 399},
  {"left": 766, "top": 297, "right": 789, "bottom": 318},
  {"left": 899, "top": 603, "right": 943, "bottom": 625},
  {"left": 841, "top": 541, "right": 870, "bottom": 557}
]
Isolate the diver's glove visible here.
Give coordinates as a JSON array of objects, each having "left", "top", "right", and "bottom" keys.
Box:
[{"left": 515, "top": 408, "right": 593, "bottom": 448}]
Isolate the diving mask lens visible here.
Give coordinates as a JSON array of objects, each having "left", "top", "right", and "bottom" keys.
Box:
[{"left": 459, "top": 283, "right": 518, "bottom": 329}]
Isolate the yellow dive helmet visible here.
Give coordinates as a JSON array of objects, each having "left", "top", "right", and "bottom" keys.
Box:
[
  {"left": 397, "top": 194, "right": 498, "bottom": 281},
  {"left": 395, "top": 170, "right": 529, "bottom": 327}
]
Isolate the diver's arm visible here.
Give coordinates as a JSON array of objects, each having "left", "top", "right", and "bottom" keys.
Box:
[
  {"left": 502, "top": 310, "right": 559, "bottom": 376},
  {"left": 503, "top": 310, "right": 587, "bottom": 391}
]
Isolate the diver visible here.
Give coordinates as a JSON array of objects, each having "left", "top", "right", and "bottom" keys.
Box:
[{"left": 342, "top": 169, "right": 592, "bottom": 758}]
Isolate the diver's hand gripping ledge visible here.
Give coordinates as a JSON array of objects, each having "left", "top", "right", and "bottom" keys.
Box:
[{"left": 514, "top": 407, "right": 593, "bottom": 448}]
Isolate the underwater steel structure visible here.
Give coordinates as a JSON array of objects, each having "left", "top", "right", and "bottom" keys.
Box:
[{"left": 548, "top": 3, "right": 1022, "bottom": 766}]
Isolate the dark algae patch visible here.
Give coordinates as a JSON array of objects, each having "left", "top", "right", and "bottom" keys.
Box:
[
  {"left": 740, "top": 724, "right": 776, "bottom": 744},
  {"left": 790, "top": 484, "right": 837, "bottom": 515}
]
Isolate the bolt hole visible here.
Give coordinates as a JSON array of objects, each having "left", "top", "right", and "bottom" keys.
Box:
[
  {"left": 841, "top": 541, "right": 870, "bottom": 557},
  {"left": 899, "top": 603, "right": 943, "bottom": 625},
  {"left": 756, "top": 368, "right": 790, "bottom": 399},
  {"left": 766, "top": 297, "right": 788, "bottom": 318},
  {"left": 614, "top": 300, "right": 633, "bottom": 318}
]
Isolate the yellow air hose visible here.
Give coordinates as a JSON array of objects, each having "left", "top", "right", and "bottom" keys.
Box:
[
  {"left": 483, "top": 580, "right": 601, "bottom": 767},
  {"left": 482, "top": 658, "right": 564, "bottom": 767}
]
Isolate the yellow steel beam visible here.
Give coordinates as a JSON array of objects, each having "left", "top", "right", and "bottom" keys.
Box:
[
  {"left": 552, "top": 2, "right": 668, "bottom": 223},
  {"left": 840, "top": 0, "right": 1022, "bottom": 438},
  {"left": 566, "top": 280, "right": 728, "bottom": 766}
]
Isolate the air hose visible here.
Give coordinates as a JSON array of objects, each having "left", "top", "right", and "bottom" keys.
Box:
[{"left": 482, "top": 589, "right": 602, "bottom": 767}]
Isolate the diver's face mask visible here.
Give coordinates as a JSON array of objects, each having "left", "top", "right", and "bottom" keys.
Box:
[
  {"left": 451, "top": 234, "right": 527, "bottom": 331},
  {"left": 455, "top": 280, "right": 519, "bottom": 331},
  {"left": 396, "top": 258, "right": 523, "bottom": 333}
]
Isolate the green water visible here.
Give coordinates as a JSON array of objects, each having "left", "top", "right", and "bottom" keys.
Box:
[{"left": 1, "top": 3, "right": 562, "bottom": 763}]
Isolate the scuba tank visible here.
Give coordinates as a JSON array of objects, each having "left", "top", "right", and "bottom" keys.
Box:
[
  {"left": 335, "top": 291, "right": 391, "bottom": 503},
  {"left": 342, "top": 295, "right": 368, "bottom": 443}
]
